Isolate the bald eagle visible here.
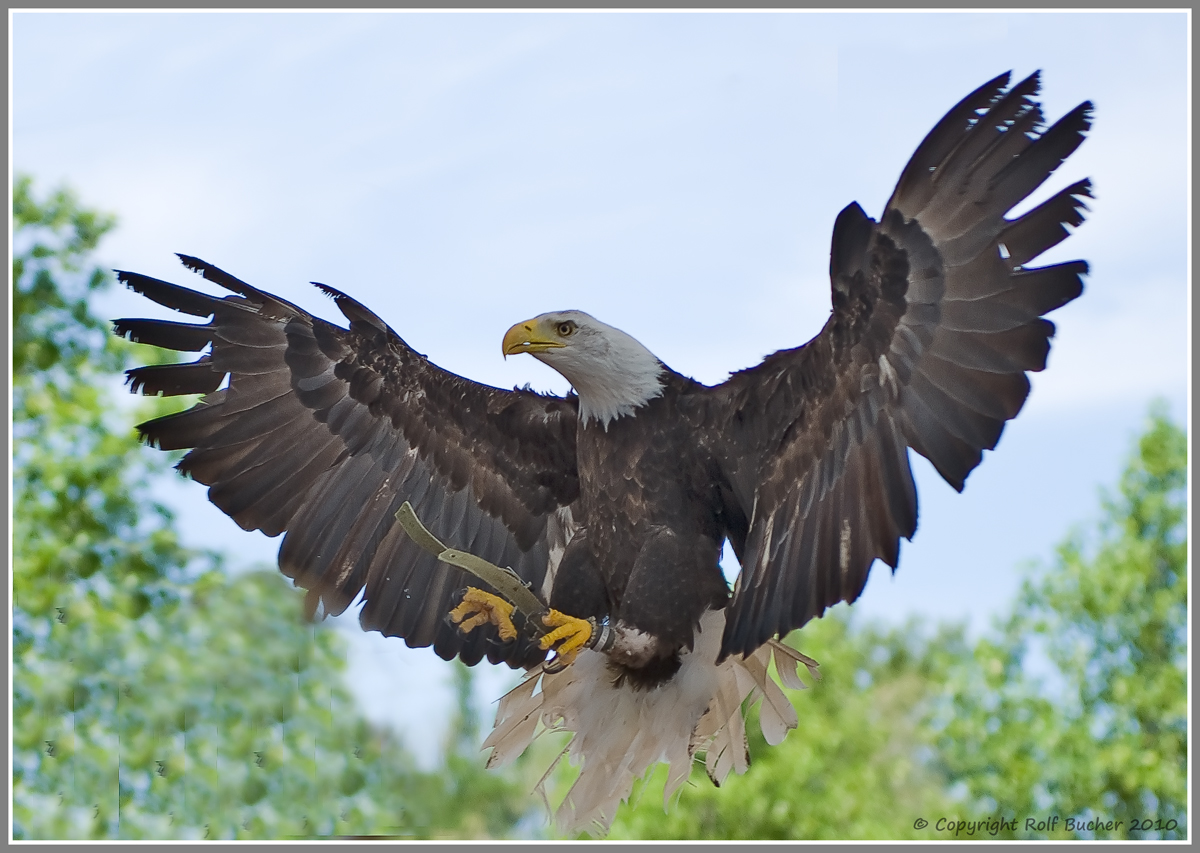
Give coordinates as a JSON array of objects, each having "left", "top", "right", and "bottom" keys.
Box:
[{"left": 116, "top": 71, "right": 1090, "bottom": 832}]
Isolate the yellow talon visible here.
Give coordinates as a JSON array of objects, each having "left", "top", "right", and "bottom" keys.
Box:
[
  {"left": 538, "top": 610, "right": 593, "bottom": 668},
  {"left": 449, "top": 587, "right": 518, "bottom": 642}
]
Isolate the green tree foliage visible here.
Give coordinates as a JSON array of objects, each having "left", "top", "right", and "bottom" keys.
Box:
[
  {"left": 933, "top": 406, "right": 1187, "bottom": 840},
  {"left": 13, "top": 174, "right": 120, "bottom": 380},
  {"left": 440, "top": 662, "right": 548, "bottom": 837},
  {"left": 12, "top": 176, "right": 535, "bottom": 840}
]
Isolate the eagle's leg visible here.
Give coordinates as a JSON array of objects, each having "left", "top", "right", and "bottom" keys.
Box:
[
  {"left": 449, "top": 587, "right": 519, "bottom": 642},
  {"left": 539, "top": 610, "right": 594, "bottom": 670},
  {"left": 450, "top": 588, "right": 595, "bottom": 671}
]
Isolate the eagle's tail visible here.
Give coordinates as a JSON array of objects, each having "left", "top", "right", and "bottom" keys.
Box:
[{"left": 483, "top": 610, "right": 819, "bottom": 835}]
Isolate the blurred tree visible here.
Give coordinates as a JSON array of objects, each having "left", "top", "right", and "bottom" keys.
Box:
[
  {"left": 12, "top": 175, "right": 535, "bottom": 840},
  {"left": 437, "top": 662, "right": 547, "bottom": 838},
  {"left": 932, "top": 406, "right": 1187, "bottom": 840}
]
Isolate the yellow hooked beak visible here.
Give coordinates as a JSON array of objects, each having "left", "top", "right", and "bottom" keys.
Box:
[{"left": 502, "top": 318, "right": 567, "bottom": 358}]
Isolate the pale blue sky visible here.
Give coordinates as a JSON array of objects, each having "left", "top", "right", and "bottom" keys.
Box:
[{"left": 13, "top": 10, "right": 1189, "bottom": 766}]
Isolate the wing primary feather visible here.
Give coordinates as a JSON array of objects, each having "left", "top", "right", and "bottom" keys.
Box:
[
  {"left": 115, "top": 270, "right": 224, "bottom": 317},
  {"left": 112, "top": 318, "right": 212, "bottom": 351},
  {"left": 126, "top": 360, "right": 224, "bottom": 397},
  {"left": 886, "top": 71, "right": 1014, "bottom": 216},
  {"left": 1001, "top": 178, "right": 1093, "bottom": 267},
  {"left": 989, "top": 261, "right": 1088, "bottom": 317},
  {"left": 312, "top": 282, "right": 393, "bottom": 335},
  {"left": 175, "top": 254, "right": 304, "bottom": 319}
]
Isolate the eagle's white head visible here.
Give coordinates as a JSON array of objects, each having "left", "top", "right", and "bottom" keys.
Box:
[{"left": 502, "top": 311, "right": 665, "bottom": 428}]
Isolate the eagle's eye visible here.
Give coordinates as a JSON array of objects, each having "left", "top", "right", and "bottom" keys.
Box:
[{"left": 557, "top": 321, "right": 577, "bottom": 337}]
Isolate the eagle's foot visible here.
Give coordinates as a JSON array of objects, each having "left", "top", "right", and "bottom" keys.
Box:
[
  {"left": 449, "top": 587, "right": 518, "bottom": 642},
  {"left": 540, "top": 610, "right": 594, "bottom": 671}
]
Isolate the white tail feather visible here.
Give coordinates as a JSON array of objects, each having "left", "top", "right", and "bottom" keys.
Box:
[
  {"left": 482, "top": 673, "right": 541, "bottom": 769},
  {"left": 484, "top": 610, "right": 813, "bottom": 835},
  {"left": 769, "top": 638, "right": 822, "bottom": 690},
  {"left": 740, "top": 649, "right": 797, "bottom": 746}
]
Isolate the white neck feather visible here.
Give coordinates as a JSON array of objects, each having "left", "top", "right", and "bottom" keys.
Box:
[
  {"left": 573, "top": 356, "right": 666, "bottom": 429},
  {"left": 533, "top": 314, "right": 666, "bottom": 430}
]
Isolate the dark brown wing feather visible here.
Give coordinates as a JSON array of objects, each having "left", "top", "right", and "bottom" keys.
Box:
[
  {"left": 715, "top": 72, "right": 1091, "bottom": 659},
  {"left": 115, "top": 255, "right": 580, "bottom": 667}
]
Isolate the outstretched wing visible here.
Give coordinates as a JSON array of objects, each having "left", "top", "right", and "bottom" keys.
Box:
[
  {"left": 115, "top": 256, "right": 580, "bottom": 667},
  {"left": 714, "top": 72, "right": 1092, "bottom": 659}
]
